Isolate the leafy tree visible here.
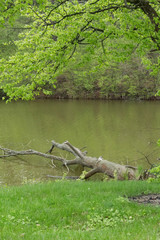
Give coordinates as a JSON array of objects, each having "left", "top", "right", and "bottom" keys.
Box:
[
  {"left": 0, "top": 16, "right": 32, "bottom": 59},
  {"left": 0, "top": 0, "right": 160, "bottom": 100}
]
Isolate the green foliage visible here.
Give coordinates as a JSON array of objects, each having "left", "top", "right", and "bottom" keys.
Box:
[
  {"left": 148, "top": 165, "right": 160, "bottom": 183},
  {"left": 0, "top": 16, "right": 32, "bottom": 59},
  {"left": 54, "top": 53, "right": 160, "bottom": 99},
  {"left": 157, "top": 139, "right": 160, "bottom": 147},
  {"left": 83, "top": 208, "right": 134, "bottom": 231},
  {"left": 147, "top": 139, "right": 160, "bottom": 182},
  {"left": 0, "top": 0, "right": 160, "bottom": 100},
  {"left": 79, "top": 170, "right": 88, "bottom": 180},
  {"left": 22, "top": 177, "right": 41, "bottom": 184}
]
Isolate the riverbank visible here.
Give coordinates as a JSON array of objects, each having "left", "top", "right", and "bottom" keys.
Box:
[
  {"left": 0, "top": 180, "right": 160, "bottom": 239},
  {"left": 36, "top": 92, "right": 160, "bottom": 101},
  {"left": 2, "top": 90, "right": 160, "bottom": 101}
]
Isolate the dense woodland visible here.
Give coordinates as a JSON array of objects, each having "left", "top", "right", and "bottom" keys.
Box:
[
  {"left": 0, "top": 0, "right": 160, "bottom": 100},
  {"left": 54, "top": 55, "right": 160, "bottom": 100}
]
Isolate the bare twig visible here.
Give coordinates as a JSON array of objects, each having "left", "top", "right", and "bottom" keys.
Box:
[{"left": 137, "top": 150, "right": 154, "bottom": 167}]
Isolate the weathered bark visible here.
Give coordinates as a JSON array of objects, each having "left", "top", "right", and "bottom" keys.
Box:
[{"left": 0, "top": 140, "right": 138, "bottom": 180}]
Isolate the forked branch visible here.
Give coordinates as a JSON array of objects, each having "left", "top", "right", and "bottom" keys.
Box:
[{"left": 0, "top": 140, "right": 139, "bottom": 180}]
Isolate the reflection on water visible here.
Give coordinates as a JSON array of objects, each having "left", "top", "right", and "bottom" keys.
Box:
[{"left": 0, "top": 99, "right": 160, "bottom": 185}]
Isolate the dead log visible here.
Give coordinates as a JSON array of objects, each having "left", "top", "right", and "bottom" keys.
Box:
[{"left": 0, "top": 140, "right": 138, "bottom": 180}]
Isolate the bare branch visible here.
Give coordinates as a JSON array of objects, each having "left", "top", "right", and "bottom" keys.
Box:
[
  {"left": 137, "top": 150, "right": 154, "bottom": 167},
  {"left": 46, "top": 144, "right": 54, "bottom": 154},
  {"left": 64, "top": 141, "right": 84, "bottom": 159},
  {"left": 30, "top": 6, "right": 47, "bottom": 26},
  {"left": 0, "top": 140, "right": 139, "bottom": 180},
  {"left": 84, "top": 168, "right": 99, "bottom": 179},
  {"left": 50, "top": 140, "right": 78, "bottom": 156},
  {"left": 68, "top": 44, "right": 77, "bottom": 60},
  {"left": 44, "top": 0, "right": 68, "bottom": 22},
  {"left": 101, "top": 40, "right": 106, "bottom": 54},
  {"left": 0, "top": 146, "right": 65, "bottom": 162}
]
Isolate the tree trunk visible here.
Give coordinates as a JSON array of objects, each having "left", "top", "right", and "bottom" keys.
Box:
[{"left": 0, "top": 140, "right": 138, "bottom": 180}]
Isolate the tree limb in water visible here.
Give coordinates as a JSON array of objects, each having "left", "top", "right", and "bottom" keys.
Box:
[{"left": 0, "top": 140, "right": 138, "bottom": 180}]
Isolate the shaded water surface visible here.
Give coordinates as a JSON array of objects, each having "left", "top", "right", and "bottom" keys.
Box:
[{"left": 0, "top": 99, "right": 160, "bottom": 185}]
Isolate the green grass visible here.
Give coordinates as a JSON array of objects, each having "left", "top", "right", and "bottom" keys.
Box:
[{"left": 0, "top": 180, "right": 160, "bottom": 239}]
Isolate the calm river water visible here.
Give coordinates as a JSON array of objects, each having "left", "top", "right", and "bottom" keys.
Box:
[{"left": 0, "top": 99, "right": 160, "bottom": 185}]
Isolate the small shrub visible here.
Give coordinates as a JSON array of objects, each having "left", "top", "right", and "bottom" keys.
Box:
[
  {"left": 148, "top": 165, "right": 160, "bottom": 183},
  {"left": 148, "top": 139, "right": 160, "bottom": 183}
]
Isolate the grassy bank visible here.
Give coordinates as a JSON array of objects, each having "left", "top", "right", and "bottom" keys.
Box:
[{"left": 0, "top": 180, "right": 160, "bottom": 240}]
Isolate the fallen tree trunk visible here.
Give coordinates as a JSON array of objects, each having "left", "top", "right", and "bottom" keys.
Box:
[{"left": 0, "top": 140, "right": 138, "bottom": 180}]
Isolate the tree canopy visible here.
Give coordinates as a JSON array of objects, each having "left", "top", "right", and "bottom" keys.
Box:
[{"left": 0, "top": 0, "right": 160, "bottom": 100}]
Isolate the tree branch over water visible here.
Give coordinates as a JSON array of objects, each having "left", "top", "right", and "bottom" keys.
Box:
[{"left": 0, "top": 0, "right": 160, "bottom": 101}]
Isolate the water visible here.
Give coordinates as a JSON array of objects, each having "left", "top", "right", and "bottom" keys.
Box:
[{"left": 0, "top": 99, "right": 160, "bottom": 185}]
